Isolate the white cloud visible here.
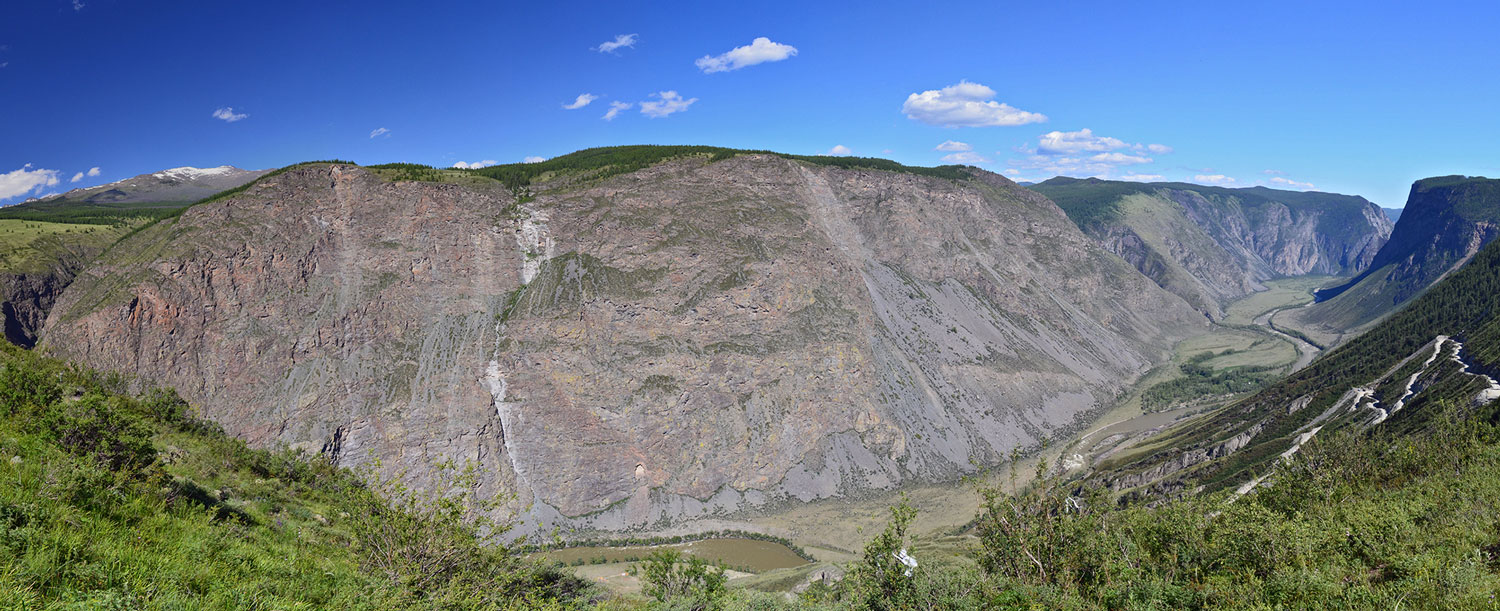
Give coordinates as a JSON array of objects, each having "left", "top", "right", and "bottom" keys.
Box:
[
  {"left": 827, "top": 145, "right": 853, "bottom": 156},
  {"left": 595, "top": 33, "right": 637, "bottom": 53},
  {"left": 452, "top": 160, "right": 499, "bottom": 169},
  {"left": 562, "top": 94, "right": 598, "bottom": 110},
  {"left": 902, "top": 81, "right": 1046, "bottom": 128},
  {"left": 369, "top": 127, "right": 391, "bottom": 139},
  {"left": 1269, "top": 176, "right": 1315, "bottom": 190},
  {"left": 1011, "top": 128, "right": 1170, "bottom": 178},
  {"left": 934, "top": 140, "right": 972, "bottom": 152},
  {"left": 1090, "top": 152, "right": 1151, "bottom": 165},
  {"left": 70, "top": 172, "right": 83, "bottom": 183},
  {"left": 603, "top": 101, "right": 632, "bottom": 121},
  {"left": 0, "top": 165, "right": 61, "bottom": 201},
  {"left": 1120, "top": 173, "right": 1164, "bottom": 182},
  {"left": 695, "top": 37, "right": 798, "bottom": 73},
  {"left": 523, "top": 156, "right": 547, "bottom": 164},
  {"left": 87, "top": 167, "right": 100, "bottom": 177},
  {"left": 1262, "top": 169, "right": 1285, "bottom": 175},
  {"left": 940, "top": 151, "right": 991, "bottom": 164},
  {"left": 212, "top": 107, "right": 247, "bottom": 122},
  {"left": 72, "top": 0, "right": 84, "bottom": 10},
  {"left": 1037, "top": 129, "right": 1125, "bottom": 155},
  {"left": 1193, "top": 174, "right": 1237, "bottom": 185},
  {"left": 639, "top": 91, "right": 697, "bottom": 118}
]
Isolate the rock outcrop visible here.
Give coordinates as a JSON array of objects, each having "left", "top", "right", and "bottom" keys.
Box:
[
  {"left": 41, "top": 153, "right": 1207, "bottom": 535},
  {"left": 1288, "top": 176, "right": 1500, "bottom": 341},
  {"left": 1030, "top": 178, "right": 1393, "bottom": 318}
]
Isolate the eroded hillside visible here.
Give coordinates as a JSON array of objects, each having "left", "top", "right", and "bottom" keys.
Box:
[
  {"left": 1030, "top": 178, "right": 1392, "bottom": 318},
  {"left": 39, "top": 151, "right": 1208, "bottom": 535}
]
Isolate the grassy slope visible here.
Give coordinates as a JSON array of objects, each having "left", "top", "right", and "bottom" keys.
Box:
[
  {"left": 1107, "top": 235, "right": 1500, "bottom": 497},
  {"left": 0, "top": 220, "right": 133, "bottom": 275},
  {"left": 0, "top": 345, "right": 590, "bottom": 610},
  {"left": 1031, "top": 177, "right": 1377, "bottom": 236}
]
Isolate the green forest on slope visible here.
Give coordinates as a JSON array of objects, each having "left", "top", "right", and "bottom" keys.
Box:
[{"left": 1108, "top": 235, "right": 1500, "bottom": 497}]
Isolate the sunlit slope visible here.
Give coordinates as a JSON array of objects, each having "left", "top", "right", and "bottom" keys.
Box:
[
  {"left": 1100, "top": 234, "right": 1500, "bottom": 496},
  {"left": 1031, "top": 177, "right": 1391, "bottom": 319},
  {"left": 1285, "top": 175, "right": 1500, "bottom": 343}
]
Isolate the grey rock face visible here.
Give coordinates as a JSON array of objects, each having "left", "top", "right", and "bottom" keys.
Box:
[
  {"left": 41, "top": 157, "right": 1206, "bottom": 535},
  {"left": 1030, "top": 179, "right": 1393, "bottom": 319}
]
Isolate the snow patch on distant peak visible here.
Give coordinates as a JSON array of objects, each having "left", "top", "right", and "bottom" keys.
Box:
[{"left": 152, "top": 166, "right": 238, "bottom": 181}]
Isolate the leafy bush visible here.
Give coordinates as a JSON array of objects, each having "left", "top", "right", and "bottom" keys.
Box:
[{"left": 637, "top": 549, "right": 728, "bottom": 610}]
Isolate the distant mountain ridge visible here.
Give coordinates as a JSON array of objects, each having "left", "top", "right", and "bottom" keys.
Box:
[
  {"left": 1285, "top": 175, "right": 1500, "bottom": 344},
  {"left": 11, "top": 165, "right": 266, "bottom": 210},
  {"left": 1029, "top": 177, "right": 1392, "bottom": 319}
]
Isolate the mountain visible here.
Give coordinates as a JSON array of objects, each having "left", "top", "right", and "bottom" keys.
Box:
[
  {"left": 1382, "top": 206, "right": 1403, "bottom": 222},
  {"left": 0, "top": 165, "right": 270, "bottom": 348},
  {"left": 1029, "top": 178, "right": 1392, "bottom": 319},
  {"left": 12, "top": 166, "right": 267, "bottom": 211},
  {"left": 36, "top": 147, "right": 1207, "bottom": 536},
  {"left": 1097, "top": 219, "right": 1500, "bottom": 498},
  {"left": 1283, "top": 175, "right": 1500, "bottom": 345}
]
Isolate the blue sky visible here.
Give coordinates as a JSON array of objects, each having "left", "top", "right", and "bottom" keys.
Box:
[{"left": 3, "top": 0, "right": 1497, "bottom": 207}]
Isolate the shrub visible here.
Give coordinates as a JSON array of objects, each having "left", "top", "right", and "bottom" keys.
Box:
[{"left": 636, "top": 549, "right": 727, "bottom": 611}]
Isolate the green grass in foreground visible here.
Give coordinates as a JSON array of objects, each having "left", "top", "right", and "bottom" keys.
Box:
[{"left": 0, "top": 344, "right": 591, "bottom": 610}]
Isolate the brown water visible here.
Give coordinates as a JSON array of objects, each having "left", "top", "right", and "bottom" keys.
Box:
[{"left": 540, "top": 537, "right": 810, "bottom": 572}]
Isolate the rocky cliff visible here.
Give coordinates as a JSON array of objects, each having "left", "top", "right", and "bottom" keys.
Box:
[
  {"left": 40, "top": 151, "right": 1207, "bottom": 535},
  {"left": 1030, "top": 178, "right": 1392, "bottom": 318},
  {"left": 1286, "top": 175, "right": 1500, "bottom": 343}
]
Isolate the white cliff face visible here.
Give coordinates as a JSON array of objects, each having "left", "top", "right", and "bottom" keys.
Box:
[{"left": 516, "top": 208, "right": 554, "bottom": 284}]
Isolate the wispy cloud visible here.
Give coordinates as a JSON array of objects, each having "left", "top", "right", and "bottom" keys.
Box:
[
  {"left": 827, "top": 145, "right": 853, "bottom": 156},
  {"left": 1193, "top": 174, "right": 1237, "bottom": 185},
  {"left": 212, "top": 107, "right": 247, "bottom": 122},
  {"left": 1269, "top": 176, "right": 1315, "bottom": 190},
  {"left": 452, "top": 160, "right": 498, "bottom": 169},
  {"left": 595, "top": 34, "right": 637, "bottom": 53},
  {"left": 941, "top": 151, "right": 991, "bottom": 164},
  {"left": 369, "top": 127, "right": 391, "bottom": 139},
  {"left": 563, "top": 94, "right": 598, "bottom": 110},
  {"left": 1008, "top": 128, "right": 1170, "bottom": 177},
  {"left": 695, "top": 37, "right": 798, "bottom": 73},
  {"left": 639, "top": 91, "right": 697, "bottom": 118},
  {"left": 935, "top": 140, "right": 972, "bottom": 152},
  {"left": 0, "top": 165, "right": 61, "bottom": 201},
  {"left": 72, "top": 0, "right": 84, "bottom": 11},
  {"left": 603, "top": 101, "right": 632, "bottom": 121},
  {"left": 1120, "top": 173, "right": 1164, "bottom": 182},
  {"left": 903, "top": 81, "right": 1046, "bottom": 128},
  {"left": 67, "top": 167, "right": 101, "bottom": 183}
]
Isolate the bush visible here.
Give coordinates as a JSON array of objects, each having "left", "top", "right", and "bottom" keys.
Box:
[{"left": 637, "top": 549, "right": 727, "bottom": 611}]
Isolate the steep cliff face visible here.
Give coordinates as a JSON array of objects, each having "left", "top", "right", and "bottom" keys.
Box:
[
  {"left": 1030, "top": 178, "right": 1393, "bottom": 318},
  {"left": 0, "top": 226, "right": 136, "bottom": 348},
  {"left": 1287, "top": 176, "right": 1500, "bottom": 342},
  {"left": 41, "top": 154, "right": 1205, "bottom": 535}
]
